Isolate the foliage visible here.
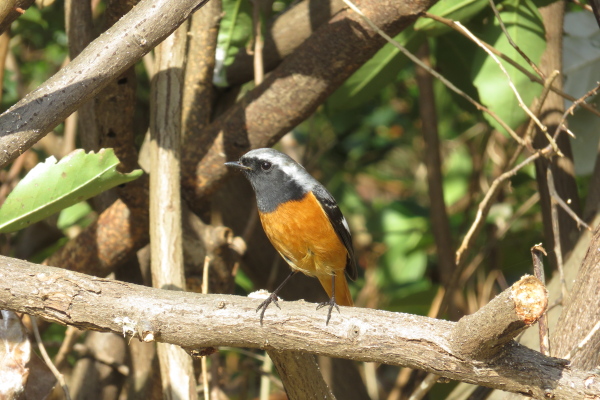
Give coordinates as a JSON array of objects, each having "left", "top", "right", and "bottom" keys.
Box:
[
  {"left": 1, "top": 0, "right": 598, "bottom": 398},
  {"left": 0, "top": 149, "right": 142, "bottom": 233}
]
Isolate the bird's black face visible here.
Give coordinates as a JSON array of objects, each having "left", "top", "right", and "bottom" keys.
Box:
[{"left": 225, "top": 149, "right": 312, "bottom": 213}]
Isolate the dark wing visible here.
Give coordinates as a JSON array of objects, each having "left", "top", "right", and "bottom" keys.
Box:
[{"left": 312, "top": 186, "right": 358, "bottom": 281}]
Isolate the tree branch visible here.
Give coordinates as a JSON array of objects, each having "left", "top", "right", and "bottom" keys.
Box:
[
  {"left": 0, "top": 0, "right": 209, "bottom": 169},
  {"left": 0, "top": 256, "right": 598, "bottom": 400}
]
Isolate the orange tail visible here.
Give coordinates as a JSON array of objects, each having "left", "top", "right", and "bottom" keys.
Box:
[{"left": 317, "top": 273, "right": 353, "bottom": 307}]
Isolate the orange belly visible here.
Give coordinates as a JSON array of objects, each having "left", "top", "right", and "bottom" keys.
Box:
[{"left": 259, "top": 191, "right": 353, "bottom": 306}]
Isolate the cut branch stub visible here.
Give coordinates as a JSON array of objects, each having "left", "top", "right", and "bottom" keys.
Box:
[{"left": 451, "top": 275, "right": 548, "bottom": 360}]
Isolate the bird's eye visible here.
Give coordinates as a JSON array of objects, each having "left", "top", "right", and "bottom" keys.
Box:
[{"left": 260, "top": 161, "right": 273, "bottom": 171}]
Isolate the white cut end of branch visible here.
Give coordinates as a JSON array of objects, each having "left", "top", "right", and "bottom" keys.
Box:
[{"left": 249, "top": 289, "right": 276, "bottom": 301}]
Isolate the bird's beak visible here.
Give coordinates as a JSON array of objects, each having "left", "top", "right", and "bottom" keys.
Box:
[{"left": 225, "top": 161, "right": 252, "bottom": 171}]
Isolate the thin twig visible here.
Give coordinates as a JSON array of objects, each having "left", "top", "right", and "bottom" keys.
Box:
[
  {"left": 570, "top": 0, "right": 593, "bottom": 12},
  {"left": 547, "top": 168, "right": 568, "bottom": 300},
  {"left": 523, "top": 71, "right": 561, "bottom": 145},
  {"left": 548, "top": 190, "right": 592, "bottom": 231},
  {"left": 259, "top": 355, "right": 274, "bottom": 400},
  {"left": 408, "top": 373, "right": 439, "bottom": 400},
  {"left": 456, "top": 148, "right": 551, "bottom": 265},
  {"left": 54, "top": 325, "right": 83, "bottom": 370},
  {"left": 252, "top": 0, "right": 264, "bottom": 85},
  {"left": 564, "top": 320, "right": 600, "bottom": 361},
  {"left": 531, "top": 244, "right": 550, "bottom": 356},
  {"left": 341, "top": 0, "right": 524, "bottom": 145},
  {"left": 422, "top": 12, "right": 600, "bottom": 119},
  {"left": 30, "top": 316, "right": 72, "bottom": 400},
  {"left": 552, "top": 81, "right": 600, "bottom": 139},
  {"left": 487, "top": 0, "right": 545, "bottom": 78},
  {"left": 202, "top": 256, "right": 210, "bottom": 400},
  {"left": 454, "top": 21, "right": 555, "bottom": 151}
]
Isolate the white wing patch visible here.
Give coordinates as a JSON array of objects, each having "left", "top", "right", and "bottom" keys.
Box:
[{"left": 341, "top": 216, "right": 350, "bottom": 235}]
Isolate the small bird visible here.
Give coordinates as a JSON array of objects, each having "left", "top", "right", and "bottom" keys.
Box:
[{"left": 225, "top": 148, "right": 357, "bottom": 324}]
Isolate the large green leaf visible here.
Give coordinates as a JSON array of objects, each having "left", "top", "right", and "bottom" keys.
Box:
[
  {"left": 562, "top": 11, "right": 600, "bottom": 175},
  {"left": 327, "top": 28, "right": 423, "bottom": 111},
  {"left": 471, "top": 0, "right": 546, "bottom": 135},
  {"left": 0, "top": 149, "right": 143, "bottom": 233},
  {"left": 380, "top": 202, "right": 428, "bottom": 285},
  {"left": 414, "top": 0, "right": 489, "bottom": 36}
]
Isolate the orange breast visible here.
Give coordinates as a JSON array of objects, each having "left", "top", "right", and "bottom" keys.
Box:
[{"left": 259, "top": 191, "right": 348, "bottom": 278}]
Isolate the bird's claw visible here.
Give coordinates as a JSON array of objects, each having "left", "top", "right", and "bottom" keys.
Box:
[
  {"left": 256, "top": 292, "right": 280, "bottom": 325},
  {"left": 316, "top": 297, "right": 340, "bottom": 325}
]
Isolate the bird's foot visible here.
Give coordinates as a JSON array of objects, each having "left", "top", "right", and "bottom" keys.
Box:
[
  {"left": 316, "top": 297, "right": 340, "bottom": 325},
  {"left": 256, "top": 292, "right": 281, "bottom": 325}
]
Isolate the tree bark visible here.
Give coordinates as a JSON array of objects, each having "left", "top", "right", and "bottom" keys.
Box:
[
  {"left": 551, "top": 222, "right": 600, "bottom": 369},
  {"left": 0, "top": 256, "right": 598, "bottom": 400}
]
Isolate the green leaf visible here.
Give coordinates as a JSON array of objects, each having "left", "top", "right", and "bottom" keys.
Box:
[
  {"left": 471, "top": 0, "right": 546, "bottom": 135},
  {"left": 215, "top": 0, "right": 253, "bottom": 85},
  {"left": 414, "top": 0, "right": 489, "bottom": 36},
  {"left": 327, "top": 28, "right": 423, "bottom": 111},
  {"left": 380, "top": 202, "right": 428, "bottom": 285},
  {"left": 0, "top": 149, "right": 143, "bottom": 233},
  {"left": 56, "top": 201, "right": 93, "bottom": 230}
]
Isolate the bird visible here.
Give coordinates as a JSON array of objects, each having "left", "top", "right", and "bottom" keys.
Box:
[{"left": 225, "top": 148, "right": 357, "bottom": 324}]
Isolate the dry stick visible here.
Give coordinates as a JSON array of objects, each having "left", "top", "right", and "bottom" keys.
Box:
[
  {"left": 547, "top": 168, "right": 568, "bottom": 301},
  {"left": 422, "top": 12, "right": 600, "bottom": 119},
  {"left": 201, "top": 256, "right": 210, "bottom": 400},
  {"left": 487, "top": 0, "right": 545, "bottom": 78},
  {"left": 570, "top": 0, "right": 593, "bottom": 12},
  {"left": 531, "top": 244, "right": 550, "bottom": 356},
  {"left": 30, "top": 316, "right": 72, "bottom": 400},
  {"left": 408, "top": 373, "right": 438, "bottom": 400},
  {"left": 252, "top": 0, "right": 264, "bottom": 85},
  {"left": 548, "top": 186, "right": 592, "bottom": 231},
  {"left": 523, "top": 71, "right": 561, "bottom": 145},
  {"left": 341, "top": 0, "right": 524, "bottom": 146},
  {"left": 150, "top": 23, "right": 198, "bottom": 400},
  {"left": 453, "top": 21, "right": 558, "bottom": 152},
  {"left": 54, "top": 325, "right": 83, "bottom": 370},
  {"left": 552, "top": 81, "right": 600, "bottom": 139}
]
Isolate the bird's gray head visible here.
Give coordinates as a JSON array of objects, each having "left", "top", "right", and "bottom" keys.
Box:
[{"left": 225, "top": 148, "right": 318, "bottom": 212}]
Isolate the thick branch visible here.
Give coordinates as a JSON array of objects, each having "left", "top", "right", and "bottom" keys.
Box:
[
  {"left": 0, "top": 0, "right": 35, "bottom": 35},
  {"left": 0, "top": 256, "right": 598, "bottom": 400},
  {"left": 0, "top": 0, "right": 209, "bottom": 168}
]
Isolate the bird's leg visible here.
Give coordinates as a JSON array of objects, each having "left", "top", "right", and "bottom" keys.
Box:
[
  {"left": 316, "top": 273, "right": 340, "bottom": 325},
  {"left": 256, "top": 270, "right": 297, "bottom": 325}
]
